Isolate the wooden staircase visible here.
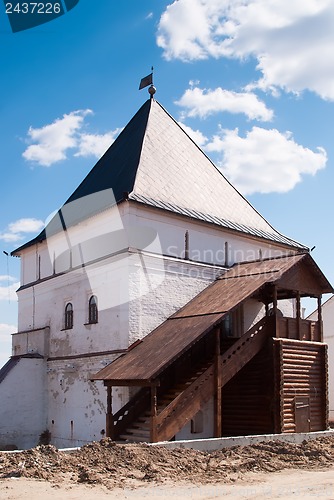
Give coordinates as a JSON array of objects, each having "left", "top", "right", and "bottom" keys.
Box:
[
  {"left": 119, "top": 359, "right": 213, "bottom": 442},
  {"left": 115, "top": 317, "right": 270, "bottom": 443}
]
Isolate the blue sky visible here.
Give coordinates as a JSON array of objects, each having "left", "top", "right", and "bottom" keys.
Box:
[{"left": 1, "top": 0, "right": 334, "bottom": 366}]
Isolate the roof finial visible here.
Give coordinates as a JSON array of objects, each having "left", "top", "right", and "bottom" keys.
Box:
[
  {"left": 148, "top": 84, "right": 156, "bottom": 99},
  {"left": 149, "top": 66, "right": 156, "bottom": 99},
  {"left": 139, "top": 67, "right": 156, "bottom": 99}
]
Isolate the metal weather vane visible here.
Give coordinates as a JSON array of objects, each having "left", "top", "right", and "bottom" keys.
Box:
[{"left": 139, "top": 67, "right": 156, "bottom": 98}]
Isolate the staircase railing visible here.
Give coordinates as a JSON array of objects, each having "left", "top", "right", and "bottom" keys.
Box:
[
  {"left": 219, "top": 316, "right": 269, "bottom": 386},
  {"left": 154, "top": 316, "right": 269, "bottom": 442},
  {"left": 112, "top": 387, "right": 150, "bottom": 440},
  {"left": 154, "top": 363, "right": 215, "bottom": 442}
]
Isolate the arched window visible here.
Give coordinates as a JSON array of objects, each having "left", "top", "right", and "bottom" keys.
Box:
[
  {"left": 88, "top": 295, "right": 98, "bottom": 324},
  {"left": 64, "top": 303, "right": 73, "bottom": 330}
]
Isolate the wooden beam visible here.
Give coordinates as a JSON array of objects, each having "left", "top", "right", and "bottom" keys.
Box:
[
  {"left": 106, "top": 386, "right": 114, "bottom": 440},
  {"left": 272, "top": 285, "right": 280, "bottom": 338},
  {"left": 296, "top": 291, "right": 301, "bottom": 340},
  {"left": 214, "top": 327, "right": 222, "bottom": 437},
  {"left": 224, "top": 241, "right": 229, "bottom": 267},
  {"left": 103, "top": 380, "right": 160, "bottom": 387},
  {"left": 155, "top": 365, "right": 215, "bottom": 442},
  {"left": 265, "top": 302, "right": 269, "bottom": 316},
  {"left": 318, "top": 295, "right": 323, "bottom": 342},
  {"left": 272, "top": 339, "right": 281, "bottom": 433},
  {"left": 184, "top": 231, "right": 189, "bottom": 260},
  {"left": 273, "top": 285, "right": 278, "bottom": 314},
  {"left": 150, "top": 385, "right": 158, "bottom": 443},
  {"left": 324, "top": 344, "right": 329, "bottom": 430}
]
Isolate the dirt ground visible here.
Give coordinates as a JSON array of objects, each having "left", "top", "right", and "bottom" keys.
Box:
[{"left": 1, "top": 437, "right": 334, "bottom": 499}]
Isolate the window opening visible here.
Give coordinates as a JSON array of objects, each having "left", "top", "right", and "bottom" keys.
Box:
[
  {"left": 88, "top": 295, "right": 98, "bottom": 324},
  {"left": 64, "top": 303, "right": 73, "bottom": 329}
]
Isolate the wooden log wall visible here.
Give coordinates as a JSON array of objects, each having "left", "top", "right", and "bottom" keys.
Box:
[
  {"left": 221, "top": 344, "right": 275, "bottom": 437},
  {"left": 276, "top": 339, "right": 328, "bottom": 433}
]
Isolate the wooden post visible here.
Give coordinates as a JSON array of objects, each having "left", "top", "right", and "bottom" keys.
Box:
[
  {"left": 273, "top": 285, "right": 278, "bottom": 314},
  {"left": 265, "top": 302, "right": 269, "bottom": 317},
  {"left": 273, "top": 285, "right": 280, "bottom": 338},
  {"left": 224, "top": 242, "right": 229, "bottom": 267},
  {"left": 106, "top": 386, "right": 114, "bottom": 440},
  {"left": 296, "top": 291, "right": 301, "bottom": 340},
  {"left": 318, "top": 295, "right": 323, "bottom": 342},
  {"left": 150, "top": 385, "right": 158, "bottom": 442},
  {"left": 324, "top": 344, "right": 329, "bottom": 430},
  {"left": 214, "top": 327, "right": 222, "bottom": 437},
  {"left": 185, "top": 231, "right": 189, "bottom": 260}
]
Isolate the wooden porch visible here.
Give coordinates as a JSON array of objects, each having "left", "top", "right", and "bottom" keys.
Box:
[{"left": 92, "top": 253, "right": 332, "bottom": 442}]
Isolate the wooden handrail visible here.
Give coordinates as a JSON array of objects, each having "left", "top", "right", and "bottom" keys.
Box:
[
  {"left": 155, "top": 363, "right": 215, "bottom": 442},
  {"left": 277, "top": 316, "right": 320, "bottom": 342},
  {"left": 154, "top": 316, "right": 270, "bottom": 443},
  {"left": 112, "top": 387, "right": 150, "bottom": 440},
  {"left": 219, "top": 316, "right": 269, "bottom": 386}
]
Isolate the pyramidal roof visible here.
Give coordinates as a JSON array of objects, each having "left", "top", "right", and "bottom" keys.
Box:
[{"left": 14, "top": 98, "right": 306, "bottom": 253}]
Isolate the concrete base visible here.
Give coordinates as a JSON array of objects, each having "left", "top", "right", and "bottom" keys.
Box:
[
  {"left": 2, "top": 430, "right": 334, "bottom": 454},
  {"left": 151, "top": 430, "right": 334, "bottom": 452}
]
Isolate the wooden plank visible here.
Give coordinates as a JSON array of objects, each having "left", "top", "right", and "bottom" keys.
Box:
[
  {"left": 279, "top": 340, "right": 327, "bottom": 434},
  {"left": 112, "top": 387, "right": 151, "bottom": 440},
  {"left": 214, "top": 327, "right": 222, "bottom": 438},
  {"left": 104, "top": 380, "right": 160, "bottom": 387},
  {"left": 106, "top": 386, "right": 114, "bottom": 440},
  {"left": 150, "top": 386, "right": 157, "bottom": 442},
  {"left": 155, "top": 364, "right": 215, "bottom": 442},
  {"left": 276, "top": 338, "right": 325, "bottom": 347},
  {"left": 220, "top": 317, "right": 269, "bottom": 386},
  {"left": 282, "top": 343, "right": 322, "bottom": 352},
  {"left": 318, "top": 296, "right": 323, "bottom": 342},
  {"left": 296, "top": 292, "right": 301, "bottom": 340}
]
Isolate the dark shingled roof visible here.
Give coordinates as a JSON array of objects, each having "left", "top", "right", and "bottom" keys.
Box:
[
  {"left": 12, "top": 100, "right": 152, "bottom": 253},
  {"left": 12, "top": 98, "right": 307, "bottom": 254},
  {"left": 65, "top": 100, "right": 150, "bottom": 206}
]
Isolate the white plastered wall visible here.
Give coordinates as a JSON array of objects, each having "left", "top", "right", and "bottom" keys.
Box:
[
  {"left": 10, "top": 201, "right": 299, "bottom": 447},
  {"left": 0, "top": 357, "right": 46, "bottom": 450}
]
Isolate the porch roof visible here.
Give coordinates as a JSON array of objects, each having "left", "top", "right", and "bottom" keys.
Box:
[{"left": 92, "top": 253, "right": 333, "bottom": 385}]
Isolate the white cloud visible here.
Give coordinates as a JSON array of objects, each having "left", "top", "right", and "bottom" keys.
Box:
[
  {"left": 0, "top": 232, "right": 23, "bottom": 243},
  {"left": 157, "top": 0, "right": 215, "bottom": 61},
  {"left": 8, "top": 218, "right": 44, "bottom": 234},
  {"left": 205, "top": 126, "right": 327, "bottom": 194},
  {"left": 75, "top": 129, "right": 122, "bottom": 158},
  {"left": 0, "top": 277, "right": 19, "bottom": 302},
  {"left": 23, "top": 110, "right": 120, "bottom": 167},
  {"left": 157, "top": 0, "right": 334, "bottom": 100},
  {"left": 0, "top": 218, "right": 44, "bottom": 243},
  {"left": 0, "top": 323, "right": 16, "bottom": 339},
  {"left": 177, "top": 122, "right": 208, "bottom": 147},
  {"left": 23, "top": 110, "right": 92, "bottom": 166},
  {"left": 176, "top": 87, "right": 273, "bottom": 121},
  {"left": 0, "top": 276, "right": 15, "bottom": 282}
]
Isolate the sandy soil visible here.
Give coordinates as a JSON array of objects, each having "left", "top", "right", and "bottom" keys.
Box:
[
  {"left": 1, "top": 437, "right": 334, "bottom": 499},
  {"left": 2, "top": 468, "right": 334, "bottom": 499}
]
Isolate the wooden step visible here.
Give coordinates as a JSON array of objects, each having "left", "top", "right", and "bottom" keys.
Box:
[
  {"left": 125, "top": 428, "right": 150, "bottom": 437},
  {"left": 135, "top": 422, "right": 150, "bottom": 429},
  {"left": 119, "top": 434, "right": 148, "bottom": 443},
  {"left": 118, "top": 360, "right": 216, "bottom": 442},
  {"left": 132, "top": 417, "right": 150, "bottom": 424}
]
